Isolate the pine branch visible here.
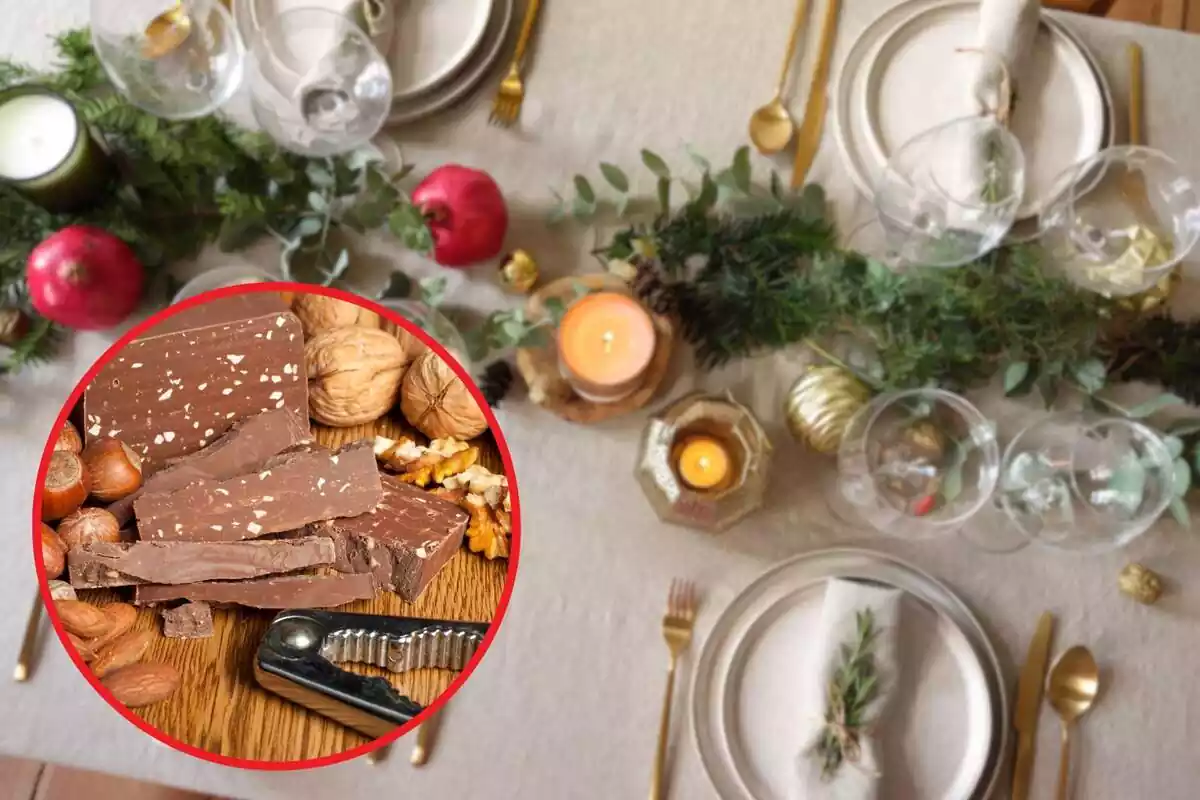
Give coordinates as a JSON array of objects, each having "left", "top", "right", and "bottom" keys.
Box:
[{"left": 1, "top": 317, "right": 61, "bottom": 373}]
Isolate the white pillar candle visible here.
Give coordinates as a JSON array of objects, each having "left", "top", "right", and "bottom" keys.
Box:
[{"left": 0, "top": 93, "right": 79, "bottom": 180}]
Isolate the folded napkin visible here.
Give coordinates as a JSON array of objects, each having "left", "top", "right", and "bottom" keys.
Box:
[
  {"left": 794, "top": 578, "right": 904, "bottom": 800},
  {"left": 971, "top": 0, "right": 1041, "bottom": 123}
]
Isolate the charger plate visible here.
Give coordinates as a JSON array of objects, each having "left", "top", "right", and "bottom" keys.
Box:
[
  {"left": 834, "top": 0, "right": 1107, "bottom": 219},
  {"left": 692, "top": 548, "right": 1008, "bottom": 800},
  {"left": 389, "top": 0, "right": 494, "bottom": 100}
]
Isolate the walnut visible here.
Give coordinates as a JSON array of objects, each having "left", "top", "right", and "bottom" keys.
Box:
[
  {"left": 442, "top": 464, "right": 507, "bottom": 508},
  {"left": 306, "top": 327, "right": 412, "bottom": 426},
  {"left": 292, "top": 294, "right": 381, "bottom": 338},
  {"left": 399, "top": 447, "right": 480, "bottom": 488},
  {"left": 465, "top": 503, "right": 508, "bottom": 560},
  {"left": 374, "top": 435, "right": 425, "bottom": 470},
  {"left": 1118, "top": 563, "right": 1164, "bottom": 605},
  {"left": 400, "top": 350, "right": 488, "bottom": 439}
]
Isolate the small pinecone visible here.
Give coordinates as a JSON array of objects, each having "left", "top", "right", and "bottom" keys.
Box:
[
  {"left": 478, "top": 361, "right": 515, "bottom": 408},
  {"left": 630, "top": 259, "right": 676, "bottom": 316},
  {"left": 0, "top": 308, "right": 31, "bottom": 347}
]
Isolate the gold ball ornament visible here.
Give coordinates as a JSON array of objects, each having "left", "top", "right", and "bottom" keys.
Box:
[
  {"left": 1118, "top": 563, "right": 1164, "bottom": 605},
  {"left": 498, "top": 250, "right": 539, "bottom": 293},
  {"left": 1116, "top": 268, "right": 1181, "bottom": 316},
  {"left": 784, "top": 366, "right": 872, "bottom": 454}
]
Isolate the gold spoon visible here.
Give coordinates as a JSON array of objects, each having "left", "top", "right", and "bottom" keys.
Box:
[
  {"left": 1046, "top": 646, "right": 1100, "bottom": 800},
  {"left": 748, "top": 0, "right": 811, "bottom": 154}
]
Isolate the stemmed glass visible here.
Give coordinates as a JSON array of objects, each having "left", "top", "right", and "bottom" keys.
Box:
[
  {"left": 835, "top": 388, "right": 1000, "bottom": 541},
  {"left": 873, "top": 115, "right": 1026, "bottom": 269},
  {"left": 1036, "top": 145, "right": 1200, "bottom": 296},
  {"left": 246, "top": 8, "right": 393, "bottom": 156},
  {"left": 996, "top": 412, "right": 1174, "bottom": 552},
  {"left": 91, "top": 0, "right": 245, "bottom": 119}
]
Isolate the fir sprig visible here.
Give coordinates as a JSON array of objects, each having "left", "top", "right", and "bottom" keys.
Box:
[{"left": 815, "top": 609, "right": 881, "bottom": 781}]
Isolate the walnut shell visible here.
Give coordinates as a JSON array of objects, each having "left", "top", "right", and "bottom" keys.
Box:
[
  {"left": 400, "top": 350, "right": 488, "bottom": 440},
  {"left": 306, "top": 327, "right": 412, "bottom": 427},
  {"left": 292, "top": 294, "right": 381, "bottom": 339}
]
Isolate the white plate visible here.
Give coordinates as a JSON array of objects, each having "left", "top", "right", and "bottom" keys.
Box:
[
  {"left": 386, "top": 0, "right": 514, "bottom": 125},
  {"left": 389, "top": 0, "right": 494, "bottom": 100},
  {"left": 693, "top": 549, "right": 1008, "bottom": 800},
  {"left": 835, "top": 0, "right": 1106, "bottom": 218}
]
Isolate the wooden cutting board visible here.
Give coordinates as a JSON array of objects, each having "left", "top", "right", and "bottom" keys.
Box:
[{"left": 77, "top": 414, "right": 510, "bottom": 763}]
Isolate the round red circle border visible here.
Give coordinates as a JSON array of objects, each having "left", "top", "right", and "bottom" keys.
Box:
[{"left": 30, "top": 282, "right": 521, "bottom": 771}]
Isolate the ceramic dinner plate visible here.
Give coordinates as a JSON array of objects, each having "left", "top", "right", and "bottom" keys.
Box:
[
  {"left": 389, "top": 0, "right": 494, "bottom": 100},
  {"left": 692, "top": 548, "right": 1008, "bottom": 800},
  {"left": 834, "top": 0, "right": 1107, "bottom": 219},
  {"left": 387, "top": 0, "right": 514, "bottom": 125}
]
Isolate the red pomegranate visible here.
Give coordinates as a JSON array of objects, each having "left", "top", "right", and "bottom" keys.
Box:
[
  {"left": 26, "top": 225, "right": 145, "bottom": 330},
  {"left": 412, "top": 165, "right": 508, "bottom": 267}
]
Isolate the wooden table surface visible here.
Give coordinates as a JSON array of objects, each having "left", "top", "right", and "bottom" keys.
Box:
[{"left": 77, "top": 415, "right": 510, "bottom": 763}]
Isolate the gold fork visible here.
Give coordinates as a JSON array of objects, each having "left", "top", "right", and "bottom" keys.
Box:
[
  {"left": 650, "top": 579, "right": 698, "bottom": 800},
  {"left": 489, "top": 0, "right": 544, "bottom": 127}
]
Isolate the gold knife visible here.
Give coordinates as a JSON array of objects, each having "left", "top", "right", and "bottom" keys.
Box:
[
  {"left": 791, "top": 0, "right": 843, "bottom": 187},
  {"left": 1011, "top": 612, "right": 1055, "bottom": 800}
]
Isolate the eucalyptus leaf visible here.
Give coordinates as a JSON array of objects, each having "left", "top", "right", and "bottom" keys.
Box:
[
  {"left": 1165, "top": 435, "right": 1186, "bottom": 460},
  {"left": 656, "top": 177, "right": 671, "bottom": 215},
  {"left": 290, "top": 216, "right": 324, "bottom": 239},
  {"left": 641, "top": 149, "right": 671, "bottom": 179},
  {"left": 1125, "top": 393, "right": 1186, "bottom": 419},
  {"left": 573, "top": 174, "right": 596, "bottom": 204},
  {"left": 1169, "top": 496, "right": 1191, "bottom": 527},
  {"left": 685, "top": 145, "right": 711, "bottom": 173},
  {"left": 547, "top": 203, "right": 567, "bottom": 225},
  {"left": 307, "top": 191, "right": 328, "bottom": 213},
  {"left": 543, "top": 297, "right": 567, "bottom": 322},
  {"left": 1168, "top": 418, "right": 1200, "bottom": 437},
  {"left": 769, "top": 171, "right": 785, "bottom": 204},
  {"left": 1069, "top": 358, "right": 1107, "bottom": 394},
  {"left": 692, "top": 172, "right": 717, "bottom": 214},
  {"left": 305, "top": 163, "right": 335, "bottom": 188},
  {"left": 731, "top": 146, "right": 752, "bottom": 192},
  {"left": 323, "top": 248, "right": 351, "bottom": 286},
  {"left": 1003, "top": 361, "right": 1030, "bottom": 395},
  {"left": 571, "top": 195, "right": 597, "bottom": 219},
  {"left": 394, "top": 163, "right": 416, "bottom": 182},
  {"left": 1172, "top": 457, "right": 1191, "bottom": 497},
  {"left": 614, "top": 192, "right": 631, "bottom": 218},
  {"left": 418, "top": 275, "right": 448, "bottom": 307},
  {"left": 599, "top": 162, "right": 629, "bottom": 193}
]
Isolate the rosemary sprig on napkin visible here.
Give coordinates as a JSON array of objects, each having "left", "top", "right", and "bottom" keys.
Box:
[{"left": 815, "top": 608, "right": 881, "bottom": 781}]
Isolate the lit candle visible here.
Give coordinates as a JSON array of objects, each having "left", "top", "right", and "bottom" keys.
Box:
[
  {"left": 557, "top": 291, "right": 656, "bottom": 403},
  {"left": 0, "top": 87, "right": 112, "bottom": 212},
  {"left": 676, "top": 435, "right": 732, "bottom": 491}
]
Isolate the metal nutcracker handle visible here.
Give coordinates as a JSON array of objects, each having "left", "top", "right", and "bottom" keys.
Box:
[{"left": 253, "top": 609, "right": 488, "bottom": 739}]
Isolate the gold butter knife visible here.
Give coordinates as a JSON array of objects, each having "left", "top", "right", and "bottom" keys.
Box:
[
  {"left": 1011, "top": 612, "right": 1055, "bottom": 800},
  {"left": 791, "top": 0, "right": 843, "bottom": 188}
]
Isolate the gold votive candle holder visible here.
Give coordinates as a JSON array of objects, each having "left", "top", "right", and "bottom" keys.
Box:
[{"left": 635, "top": 391, "right": 772, "bottom": 532}]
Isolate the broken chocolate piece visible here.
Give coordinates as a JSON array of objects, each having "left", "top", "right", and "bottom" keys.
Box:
[
  {"left": 107, "top": 408, "right": 312, "bottom": 526},
  {"left": 311, "top": 476, "right": 468, "bottom": 602},
  {"left": 67, "top": 536, "right": 337, "bottom": 588},
  {"left": 161, "top": 601, "right": 214, "bottom": 639},
  {"left": 82, "top": 294, "right": 308, "bottom": 475},
  {"left": 135, "top": 573, "right": 377, "bottom": 609},
  {"left": 134, "top": 441, "right": 382, "bottom": 542}
]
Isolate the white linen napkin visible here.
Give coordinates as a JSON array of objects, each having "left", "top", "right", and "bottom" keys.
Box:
[
  {"left": 971, "top": 0, "right": 1041, "bottom": 122},
  {"left": 793, "top": 578, "right": 904, "bottom": 800}
]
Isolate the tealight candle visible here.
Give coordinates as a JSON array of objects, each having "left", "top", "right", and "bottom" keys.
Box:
[
  {"left": 557, "top": 291, "right": 656, "bottom": 403},
  {"left": 0, "top": 87, "right": 112, "bottom": 212},
  {"left": 676, "top": 435, "right": 731, "bottom": 491}
]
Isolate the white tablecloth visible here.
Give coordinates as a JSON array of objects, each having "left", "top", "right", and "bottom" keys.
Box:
[{"left": 2, "top": 1, "right": 1199, "bottom": 798}]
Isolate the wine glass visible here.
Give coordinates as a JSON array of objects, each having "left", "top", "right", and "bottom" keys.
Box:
[
  {"left": 997, "top": 412, "right": 1173, "bottom": 552},
  {"left": 1037, "top": 146, "right": 1200, "bottom": 296},
  {"left": 874, "top": 115, "right": 1026, "bottom": 268},
  {"left": 836, "top": 388, "right": 1000, "bottom": 540},
  {"left": 90, "top": 0, "right": 245, "bottom": 119},
  {"left": 246, "top": 8, "right": 393, "bottom": 156}
]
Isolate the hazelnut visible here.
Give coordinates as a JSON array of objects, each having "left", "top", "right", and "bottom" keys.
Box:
[
  {"left": 55, "top": 421, "right": 82, "bottom": 454},
  {"left": 42, "top": 450, "right": 90, "bottom": 521},
  {"left": 57, "top": 507, "right": 121, "bottom": 550},
  {"left": 40, "top": 523, "right": 67, "bottom": 579},
  {"left": 81, "top": 437, "right": 143, "bottom": 501}
]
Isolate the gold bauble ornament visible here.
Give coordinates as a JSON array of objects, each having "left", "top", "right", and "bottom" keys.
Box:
[
  {"left": 1115, "top": 267, "right": 1181, "bottom": 316},
  {"left": 1118, "top": 563, "right": 1164, "bottom": 605},
  {"left": 784, "top": 366, "right": 872, "bottom": 454},
  {"left": 498, "top": 250, "right": 539, "bottom": 293}
]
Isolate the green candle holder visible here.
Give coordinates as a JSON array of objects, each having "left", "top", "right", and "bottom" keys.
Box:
[
  {"left": 635, "top": 391, "right": 773, "bottom": 532},
  {"left": 0, "top": 86, "right": 113, "bottom": 212}
]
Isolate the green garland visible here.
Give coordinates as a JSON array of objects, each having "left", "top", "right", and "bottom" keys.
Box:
[{"left": 0, "top": 30, "right": 434, "bottom": 372}]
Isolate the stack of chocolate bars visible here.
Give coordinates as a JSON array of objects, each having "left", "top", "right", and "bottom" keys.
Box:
[{"left": 66, "top": 295, "right": 470, "bottom": 614}]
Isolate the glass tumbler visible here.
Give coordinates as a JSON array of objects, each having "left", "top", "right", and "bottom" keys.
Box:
[
  {"left": 246, "top": 7, "right": 392, "bottom": 156},
  {"left": 997, "top": 412, "right": 1173, "bottom": 552},
  {"left": 875, "top": 115, "right": 1026, "bottom": 268},
  {"left": 91, "top": 0, "right": 245, "bottom": 119},
  {"left": 836, "top": 388, "right": 1000, "bottom": 540}
]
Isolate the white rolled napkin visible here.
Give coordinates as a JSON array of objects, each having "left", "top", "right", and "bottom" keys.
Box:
[
  {"left": 794, "top": 578, "right": 904, "bottom": 800},
  {"left": 971, "top": 0, "right": 1041, "bottom": 122}
]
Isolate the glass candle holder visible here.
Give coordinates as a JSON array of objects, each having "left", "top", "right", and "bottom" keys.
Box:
[
  {"left": 635, "top": 392, "right": 772, "bottom": 532},
  {"left": 0, "top": 87, "right": 112, "bottom": 212},
  {"left": 171, "top": 265, "right": 276, "bottom": 303},
  {"left": 377, "top": 298, "right": 473, "bottom": 375},
  {"left": 557, "top": 290, "right": 656, "bottom": 404}
]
